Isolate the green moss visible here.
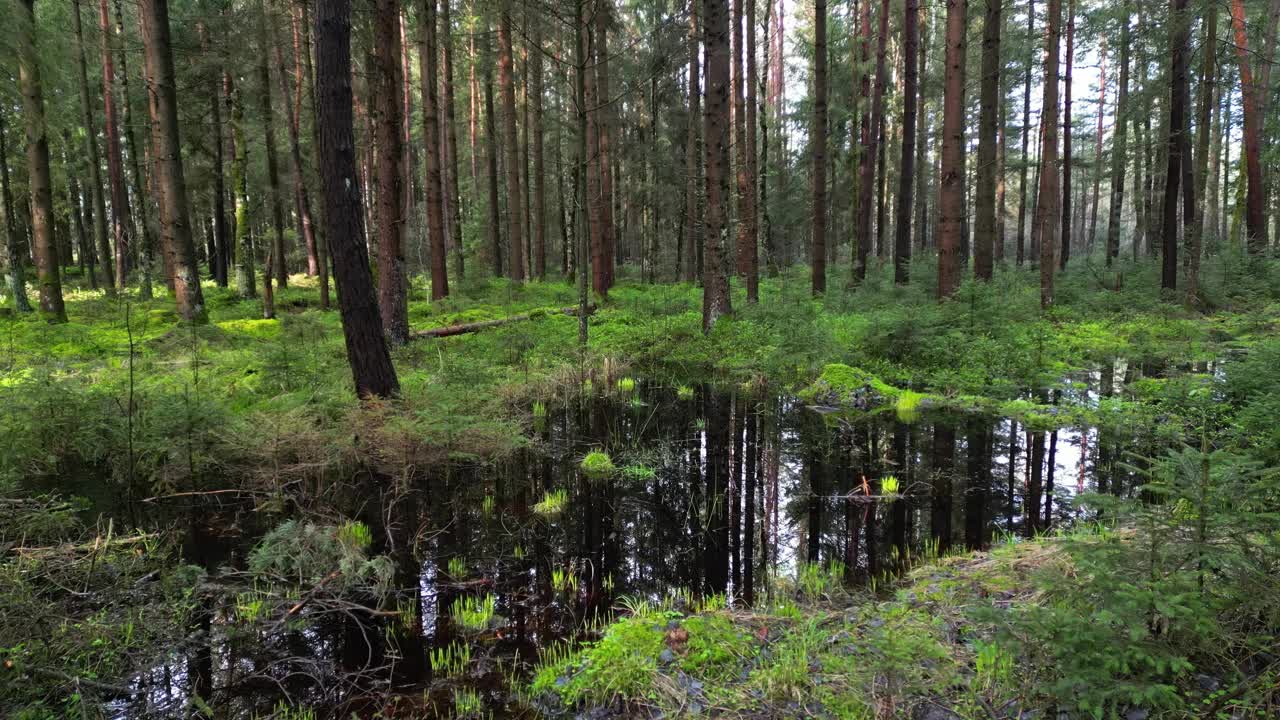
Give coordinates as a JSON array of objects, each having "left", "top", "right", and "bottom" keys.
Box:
[{"left": 580, "top": 450, "right": 616, "bottom": 479}]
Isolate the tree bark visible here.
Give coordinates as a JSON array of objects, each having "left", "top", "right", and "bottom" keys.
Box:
[
  {"left": 420, "top": 0, "right": 450, "bottom": 299},
  {"left": 1087, "top": 37, "right": 1106, "bottom": 254},
  {"left": 936, "top": 0, "right": 967, "bottom": 299},
  {"left": 1015, "top": 0, "right": 1034, "bottom": 267},
  {"left": 1059, "top": 1, "right": 1073, "bottom": 270},
  {"left": 855, "top": 0, "right": 889, "bottom": 283},
  {"left": 498, "top": 3, "right": 526, "bottom": 282},
  {"left": 704, "top": 0, "right": 733, "bottom": 324},
  {"left": 199, "top": 20, "right": 228, "bottom": 287},
  {"left": 893, "top": 0, "right": 918, "bottom": 284},
  {"left": 973, "top": 0, "right": 1001, "bottom": 282},
  {"left": 1035, "top": 0, "right": 1060, "bottom": 307},
  {"left": 19, "top": 0, "right": 68, "bottom": 322},
  {"left": 314, "top": 0, "right": 400, "bottom": 399},
  {"left": 372, "top": 0, "right": 410, "bottom": 342},
  {"left": 531, "top": 19, "right": 546, "bottom": 279},
  {"left": 258, "top": 3, "right": 287, "bottom": 304},
  {"left": 1230, "top": 0, "right": 1268, "bottom": 254},
  {"left": 228, "top": 73, "right": 255, "bottom": 299},
  {"left": 1161, "top": 0, "right": 1190, "bottom": 287},
  {"left": 683, "top": 0, "right": 703, "bottom": 283},
  {"left": 1105, "top": 5, "right": 1130, "bottom": 265},
  {"left": 811, "top": 0, "right": 828, "bottom": 295},
  {"left": 116, "top": 0, "right": 156, "bottom": 299},
  {"left": 72, "top": 0, "right": 116, "bottom": 294},
  {"left": 1187, "top": 0, "right": 1216, "bottom": 300},
  {"left": 139, "top": 0, "right": 206, "bottom": 322},
  {"left": 733, "top": 0, "right": 757, "bottom": 300},
  {"left": 0, "top": 106, "right": 32, "bottom": 312},
  {"left": 275, "top": 14, "right": 325, "bottom": 308}
]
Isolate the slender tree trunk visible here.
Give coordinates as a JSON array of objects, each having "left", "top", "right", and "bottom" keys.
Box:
[
  {"left": 1035, "top": 0, "right": 1061, "bottom": 307},
  {"left": 704, "top": 0, "right": 733, "bottom": 324},
  {"left": 372, "top": 0, "right": 410, "bottom": 342},
  {"left": 199, "top": 21, "right": 228, "bottom": 287},
  {"left": 440, "top": 0, "right": 464, "bottom": 280},
  {"left": 117, "top": 0, "right": 154, "bottom": 298},
  {"left": 811, "top": 0, "right": 828, "bottom": 295},
  {"left": 893, "top": 0, "right": 919, "bottom": 284},
  {"left": 1187, "top": 1, "right": 1216, "bottom": 300},
  {"left": 1087, "top": 37, "right": 1106, "bottom": 254},
  {"left": 936, "top": 0, "right": 967, "bottom": 299},
  {"left": 498, "top": 3, "right": 526, "bottom": 282},
  {"left": 743, "top": 0, "right": 759, "bottom": 299},
  {"left": 733, "top": 0, "right": 758, "bottom": 300},
  {"left": 72, "top": 0, "right": 117, "bottom": 294},
  {"left": 596, "top": 6, "right": 616, "bottom": 290},
  {"left": 314, "top": 0, "right": 400, "bottom": 398},
  {"left": 531, "top": 20, "right": 546, "bottom": 279},
  {"left": 1059, "top": 1, "right": 1073, "bottom": 271},
  {"left": 483, "top": 33, "right": 503, "bottom": 277},
  {"left": 683, "top": 0, "right": 703, "bottom": 283},
  {"left": 761, "top": 0, "right": 775, "bottom": 277},
  {"left": 973, "top": 0, "right": 1001, "bottom": 281},
  {"left": 229, "top": 74, "right": 255, "bottom": 298},
  {"left": 420, "top": 0, "right": 450, "bottom": 299},
  {"left": 0, "top": 106, "right": 32, "bottom": 312},
  {"left": 275, "top": 17, "right": 324, "bottom": 308},
  {"left": 1161, "top": 0, "right": 1190, "bottom": 287},
  {"left": 1230, "top": 0, "right": 1268, "bottom": 254},
  {"left": 1015, "top": 0, "right": 1034, "bottom": 267},
  {"left": 1105, "top": 5, "right": 1130, "bottom": 266},
  {"left": 258, "top": 5, "right": 287, "bottom": 304},
  {"left": 140, "top": 0, "right": 206, "bottom": 322},
  {"left": 62, "top": 135, "right": 95, "bottom": 289},
  {"left": 19, "top": 0, "right": 68, "bottom": 322},
  {"left": 854, "top": 0, "right": 889, "bottom": 283}
]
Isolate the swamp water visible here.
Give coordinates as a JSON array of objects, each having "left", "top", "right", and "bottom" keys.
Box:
[{"left": 83, "top": 371, "right": 1145, "bottom": 719}]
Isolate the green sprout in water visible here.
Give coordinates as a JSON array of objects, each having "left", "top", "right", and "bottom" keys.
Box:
[
  {"left": 676, "top": 385, "right": 694, "bottom": 401},
  {"left": 533, "top": 489, "right": 568, "bottom": 516},
  {"left": 336, "top": 520, "right": 372, "bottom": 550},
  {"left": 446, "top": 556, "right": 467, "bottom": 580},
  {"left": 616, "top": 376, "right": 637, "bottom": 394},
  {"left": 532, "top": 400, "right": 547, "bottom": 418},
  {"left": 881, "top": 475, "right": 900, "bottom": 496},
  {"left": 452, "top": 687, "right": 483, "bottom": 717},
  {"left": 580, "top": 450, "right": 616, "bottom": 479},
  {"left": 430, "top": 641, "right": 473, "bottom": 678},
  {"left": 895, "top": 390, "right": 926, "bottom": 424},
  {"left": 482, "top": 495, "right": 495, "bottom": 517},
  {"left": 451, "top": 593, "right": 497, "bottom": 631}
]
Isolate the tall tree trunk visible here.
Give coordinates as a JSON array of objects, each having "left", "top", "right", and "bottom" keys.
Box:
[
  {"left": 760, "top": 0, "right": 774, "bottom": 277},
  {"left": 483, "top": 35, "right": 503, "bottom": 277},
  {"left": 199, "top": 20, "right": 228, "bottom": 287},
  {"left": 1161, "top": 0, "right": 1190, "bottom": 287},
  {"left": 0, "top": 106, "right": 32, "bottom": 312},
  {"left": 1105, "top": 5, "right": 1130, "bottom": 266},
  {"left": 72, "top": 0, "right": 116, "bottom": 294},
  {"left": 19, "top": 0, "right": 68, "bottom": 322},
  {"left": 420, "top": 0, "right": 450, "bottom": 299},
  {"left": 372, "top": 0, "right": 410, "bottom": 342},
  {"left": 314, "top": 0, "right": 400, "bottom": 399},
  {"left": 596, "top": 6, "right": 616, "bottom": 290},
  {"left": 973, "top": 0, "right": 1001, "bottom": 281},
  {"left": 273, "top": 19, "right": 322, "bottom": 310},
  {"left": 1035, "top": 0, "right": 1061, "bottom": 307},
  {"left": 583, "top": 7, "right": 605, "bottom": 294},
  {"left": 62, "top": 134, "right": 95, "bottom": 289},
  {"left": 531, "top": 20, "right": 546, "bottom": 279},
  {"left": 1230, "top": 0, "right": 1268, "bottom": 254},
  {"left": 229, "top": 74, "right": 255, "bottom": 298},
  {"left": 117, "top": 0, "right": 155, "bottom": 299},
  {"left": 440, "top": 0, "right": 464, "bottom": 280},
  {"left": 139, "top": 0, "right": 206, "bottom": 322},
  {"left": 704, "top": 0, "right": 733, "bottom": 325},
  {"left": 1087, "top": 37, "right": 1106, "bottom": 254},
  {"left": 737, "top": 0, "right": 752, "bottom": 299},
  {"left": 893, "top": 0, "right": 919, "bottom": 284},
  {"left": 743, "top": 0, "right": 759, "bottom": 299},
  {"left": 258, "top": 4, "right": 288, "bottom": 302},
  {"left": 683, "top": 0, "right": 703, "bottom": 283},
  {"left": 855, "top": 0, "right": 889, "bottom": 283},
  {"left": 936, "top": 0, "right": 967, "bottom": 299},
  {"left": 1059, "top": 1, "right": 1073, "bottom": 270},
  {"left": 811, "top": 0, "right": 828, "bottom": 295},
  {"left": 498, "top": 3, "right": 526, "bottom": 282},
  {"left": 1016, "top": 0, "right": 1034, "bottom": 267},
  {"left": 1187, "top": 0, "right": 1217, "bottom": 300}
]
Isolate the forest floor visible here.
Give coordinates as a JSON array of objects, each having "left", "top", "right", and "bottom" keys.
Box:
[{"left": 2, "top": 254, "right": 1279, "bottom": 718}]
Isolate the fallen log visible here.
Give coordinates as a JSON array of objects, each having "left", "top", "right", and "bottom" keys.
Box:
[{"left": 412, "top": 304, "right": 595, "bottom": 340}]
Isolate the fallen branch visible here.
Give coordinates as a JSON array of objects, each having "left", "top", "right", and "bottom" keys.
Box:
[{"left": 412, "top": 304, "right": 595, "bottom": 340}]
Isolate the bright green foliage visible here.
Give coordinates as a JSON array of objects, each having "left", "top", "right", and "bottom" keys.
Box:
[{"left": 580, "top": 450, "right": 616, "bottom": 479}]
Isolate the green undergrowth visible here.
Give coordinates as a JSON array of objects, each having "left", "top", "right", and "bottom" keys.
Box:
[
  {"left": 528, "top": 526, "right": 1276, "bottom": 719},
  {"left": 1, "top": 259, "right": 1275, "bottom": 502}
]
